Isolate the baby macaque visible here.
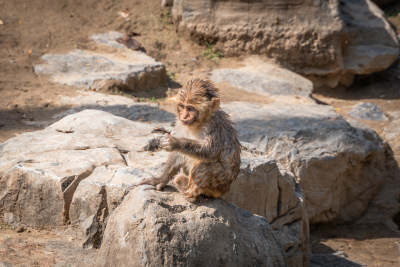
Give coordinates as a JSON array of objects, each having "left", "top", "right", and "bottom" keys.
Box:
[{"left": 139, "top": 78, "right": 241, "bottom": 202}]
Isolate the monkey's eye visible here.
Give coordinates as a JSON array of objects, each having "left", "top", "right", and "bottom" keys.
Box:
[{"left": 187, "top": 106, "right": 196, "bottom": 112}]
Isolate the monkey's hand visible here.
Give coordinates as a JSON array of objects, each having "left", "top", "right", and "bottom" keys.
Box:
[
  {"left": 137, "top": 177, "right": 167, "bottom": 191},
  {"left": 162, "top": 135, "right": 178, "bottom": 152}
]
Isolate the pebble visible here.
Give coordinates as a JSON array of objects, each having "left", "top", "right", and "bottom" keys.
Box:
[
  {"left": 15, "top": 225, "right": 26, "bottom": 233},
  {"left": 349, "top": 102, "right": 388, "bottom": 121}
]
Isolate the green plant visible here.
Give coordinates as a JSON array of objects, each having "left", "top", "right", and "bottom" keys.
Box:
[
  {"left": 202, "top": 42, "right": 223, "bottom": 60},
  {"left": 167, "top": 69, "right": 177, "bottom": 80},
  {"left": 160, "top": 9, "right": 173, "bottom": 26},
  {"left": 385, "top": 7, "right": 400, "bottom": 17}
]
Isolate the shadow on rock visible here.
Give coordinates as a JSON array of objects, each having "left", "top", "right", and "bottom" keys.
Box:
[{"left": 309, "top": 253, "right": 365, "bottom": 267}]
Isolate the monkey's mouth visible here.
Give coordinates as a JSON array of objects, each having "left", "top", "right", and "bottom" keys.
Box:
[{"left": 181, "top": 119, "right": 194, "bottom": 126}]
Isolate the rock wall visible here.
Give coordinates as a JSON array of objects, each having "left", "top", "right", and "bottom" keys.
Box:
[{"left": 173, "top": 0, "right": 399, "bottom": 87}]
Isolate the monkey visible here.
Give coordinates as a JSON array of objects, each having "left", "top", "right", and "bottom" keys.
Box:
[{"left": 138, "top": 78, "right": 241, "bottom": 202}]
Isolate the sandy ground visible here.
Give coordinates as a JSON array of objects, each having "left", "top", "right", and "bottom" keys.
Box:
[{"left": 1, "top": 0, "right": 400, "bottom": 266}]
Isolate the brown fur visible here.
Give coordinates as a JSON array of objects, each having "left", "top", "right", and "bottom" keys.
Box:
[{"left": 139, "top": 78, "right": 241, "bottom": 202}]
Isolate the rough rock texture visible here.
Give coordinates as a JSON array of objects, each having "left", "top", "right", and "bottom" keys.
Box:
[
  {"left": 173, "top": 0, "right": 399, "bottom": 87},
  {"left": 211, "top": 58, "right": 313, "bottom": 98},
  {"left": 357, "top": 111, "right": 400, "bottom": 230},
  {"left": 0, "top": 109, "right": 309, "bottom": 264},
  {"left": 97, "top": 186, "right": 288, "bottom": 267},
  {"left": 227, "top": 156, "right": 309, "bottom": 267},
  {"left": 349, "top": 102, "right": 388, "bottom": 121},
  {"left": 69, "top": 166, "right": 155, "bottom": 248},
  {"left": 0, "top": 110, "right": 154, "bottom": 228},
  {"left": 224, "top": 99, "right": 388, "bottom": 224},
  {"left": 210, "top": 64, "right": 392, "bottom": 225},
  {"left": 34, "top": 31, "right": 167, "bottom": 91}
]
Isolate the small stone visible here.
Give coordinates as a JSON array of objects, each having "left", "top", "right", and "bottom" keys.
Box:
[
  {"left": 15, "top": 225, "right": 26, "bottom": 233},
  {"left": 349, "top": 102, "right": 388, "bottom": 121}
]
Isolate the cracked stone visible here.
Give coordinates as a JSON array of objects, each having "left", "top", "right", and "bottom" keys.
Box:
[{"left": 34, "top": 31, "right": 167, "bottom": 92}]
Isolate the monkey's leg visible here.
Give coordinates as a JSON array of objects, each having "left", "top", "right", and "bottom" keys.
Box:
[
  {"left": 186, "top": 162, "right": 232, "bottom": 200},
  {"left": 138, "top": 152, "right": 183, "bottom": 191},
  {"left": 173, "top": 173, "right": 190, "bottom": 193}
]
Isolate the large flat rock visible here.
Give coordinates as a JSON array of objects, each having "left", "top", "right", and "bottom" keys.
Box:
[
  {"left": 211, "top": 58, "right": 313, "bottom": 98},
  {"left": 34, "top": 31, "right": 167, "bottom": 91},
  {"left": 0, "top": 109, "right": 309, "bottom": 265},
  {"left": 0, "top": 110, "right": 155, "bottom": 228}
]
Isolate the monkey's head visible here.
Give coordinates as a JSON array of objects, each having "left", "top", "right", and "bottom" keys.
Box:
[{"left": 177, "top": 78, "right": 220, "bottom": 127}]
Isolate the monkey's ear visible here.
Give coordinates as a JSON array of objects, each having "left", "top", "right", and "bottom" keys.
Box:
[{"left": 211, "top": 98, "right": 220, "bottom": 112}]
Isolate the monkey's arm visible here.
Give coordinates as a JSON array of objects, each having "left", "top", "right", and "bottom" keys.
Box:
[
  {"left": 138, "top": 151, "right": 183, "bottom": 190},
  {"left": 166, "top": 136, "right": 220, "bottom": 161}
]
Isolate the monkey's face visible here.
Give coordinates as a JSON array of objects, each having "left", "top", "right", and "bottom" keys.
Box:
[{"left": 177, "top": 103, "right": 200, "bottom": 126}]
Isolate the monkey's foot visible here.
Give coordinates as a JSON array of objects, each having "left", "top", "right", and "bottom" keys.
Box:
[
  {"left": 138, "top": 178, "right": 166, "bottom": 191},
  {"left": 173, "top": 174, "right": 189, "bottom": 193},
  {"left": 156, "top": 183, "right": 166, "bottom": 191},
  {"left": 184, "top": 192, "right": 198, "bottom": 203},
  {"left": 185, "top": 196, "right": 198, "bottom": 203}
]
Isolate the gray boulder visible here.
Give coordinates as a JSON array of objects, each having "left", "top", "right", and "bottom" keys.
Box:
[
  {"left": 0, "top": 109, "right": 309, "bottom": 264},
  {"left": 97, "top": 186, "right": 288, "bottom": 267},
  {"left": 34, "top": 31, "right": 167, "bottom": 91},
  {"left": 0, "top": 110, "right": 155, "bottom": 228},
  {"left": 173, "top": 0, "right": 399, "bottom": 87},
  {"left": 69, "top": 166, "right": 155, "bottom": 248},
  {"left": 223, "top": 99, "right": 388, "bottom": 224},
  {"left": 227, "top": 155, "right": 310, "bottom": 267}
]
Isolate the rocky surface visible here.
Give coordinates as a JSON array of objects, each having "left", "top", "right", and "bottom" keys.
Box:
[
  {"left": 0, "top": 109, "right": 309, "bottom": 265},
  {"left": 349, "top": 102, "right": 388, "bottom": 121},
  {"left": 210, "top": 65, "right": 391, "bottom": 225},
  {"left": 55, "top": 90, "right": 176, "bottom": 123},
  {"left": 0, "top": 110, "right": 155, "bottom": 229},
  {"left": 224, "top": 99, "right": 388, "bottom": 224},
  {"left": 227, "top": 156, "right": 309, "bottom": 267},
  {"left": 34, "top": 31, "right": 167, "bottom": 91},
  {"left": 356, "top": 110, "right": 400, "bottom": 230},
  {"left": 172, "top": 0, "right": 399, "bottom": 87},
  {"left": 98, "top": 186, "right": 287, "bottom": 267},
  {"left": 211, "top": 58, "right": 313, "bottom": 98}
]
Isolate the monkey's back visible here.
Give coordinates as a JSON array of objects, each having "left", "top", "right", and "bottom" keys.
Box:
[{"left": 208, "top": 110, "right": 241, "bottom": 180}]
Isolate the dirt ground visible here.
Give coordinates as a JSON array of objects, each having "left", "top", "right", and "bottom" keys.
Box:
[{"left": 1, "top": 0, "right": 400, "bottom": 266}]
